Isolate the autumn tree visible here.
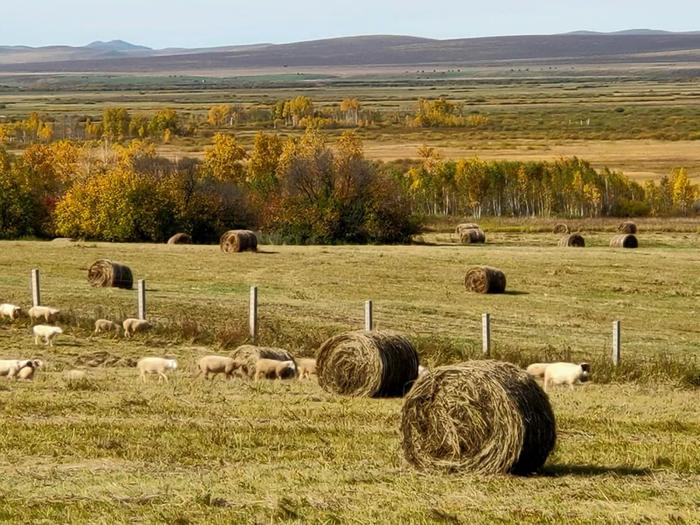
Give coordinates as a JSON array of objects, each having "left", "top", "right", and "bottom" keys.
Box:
[
  {"left": 203, "top": 133, "right": 247, "bottom": 182},
  {"left": 340, "top": 98, "right": 361, "bottom": 125},
  {"left": 247, "top": 132, "right": 282, "bottom": 196}
]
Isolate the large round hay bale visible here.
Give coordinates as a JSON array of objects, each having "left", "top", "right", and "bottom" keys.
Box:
[
  {"left": 558, "top": 233, "right": 585, "bottom": 247},
  {"left": 610, "top": 234, "right": 638, "bottom": 248},
  {"left": 617, "top": 221, "right": 637, "bottom": 234},
  {"left": 316, "top": 331, "right": 419, "bottom": 398},
  {"left": 553, "top": 223, "right": 569, "bottom": 234},
  {"left": 87, "top": 259, "right": 133, "bottom": 289},
  {"left": 167, "top": 233, "right": 191, "bottom": 245},
  {"left": 460, "top": 228, "right": 486, "bottom": 244},
  {"left": 455, "top": 223, "right": 480, "bottom": 235},
  {"left": 401, "top": 360, "right": 556, "bottom": 475},
  {"left": 464, "top": 266, "right": 506, "bottom": 294},
  {"left": 220, "top": 230, "right": 258, "bottom": 253},
  {"left": 232, "top": 345, "right": 296, "bottom": 378}
]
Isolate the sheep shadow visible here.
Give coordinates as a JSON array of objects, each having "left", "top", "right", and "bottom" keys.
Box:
[{"left": 542, "top": 464, "right": 652, "bottom": 477}]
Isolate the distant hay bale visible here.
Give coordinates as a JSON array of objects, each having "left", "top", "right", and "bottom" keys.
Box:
[
  {"left": 617, "top": 221, "right": 637, "bottom": 234},
  {"left": 167, "top": 233, "right": 191, "bottom": 245},
  {"left": 232, "top": 344, "right": 296, "bottom": 378},
  {"left": 400, "top": 360, "right": 556, "bottom": 475},
  {"left": 87, "top": 259, "right": 133, "bottom": 289},
  {"left": 316, "top": 331, "right": 419, "bottom": 398},
  {"left": 610, "top": 234, "right": 638, "bottom": 249},
  {"left": 459, "top": 228, "right": 486, "bottom": 244},
  {"left": 558, "top": 233, "right": 585, "bottom": 247},
  {"left": 220, "top": 230, "right": 258, "bottom": 253},
  {"left": 455, "top": 223, "right": 480, "bottom": 235},
  {"left": 464, "top": 266, "right": 506, "bottom": 294},
  {"left": 553, "top": 223, "right": 570, "bottom": 234}
]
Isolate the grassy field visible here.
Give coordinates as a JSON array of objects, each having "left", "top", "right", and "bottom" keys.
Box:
[{"left": 0, "top": 230, "right": 699, "bottom": 523}]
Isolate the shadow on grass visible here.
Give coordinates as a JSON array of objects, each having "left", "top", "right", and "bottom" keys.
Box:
[
  {"left": 255, "top": 250, "right": 280, "bottom": 255},
  {"left": 542, "top": 464, "right": 652, "bottom": 477},
  {"left": 502, "top": 290, "right": 529, "bottom": 296}
]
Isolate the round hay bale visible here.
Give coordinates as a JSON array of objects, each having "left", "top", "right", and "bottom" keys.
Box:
[
  {"left": 167, "top": 233, "right": 191, "bottom": 245},
  {"left": 455, "top": 223, "right": 480, "bottom": 235},
  {"left": 464, "top": 266, "right": 506, "bottom": 294},
  {"left": 459, "top": 228, "right": 486, "bottom": 244},
  {"left": 558, "top": 233, "right": 585, "bottom": 247},
  {"left": 610, "top": 234, "right": 638, "bottom": 249},
  {"left": 87, "top": 259, "right": 133, "bottom": 289},
  {"left": 400, "top": 360, "right": 556, "bottom": 475},
  {"left": 617, "top": 221, "right": 637, "bottom": 234},
  {"left": 316, "top": 331, "right": 419, "bottom": 398},
  {"left": 553, "top": 223, "right": 569, "bottom": 234},
  {"left": 232, "top": 344, "right": 296, "bottom": 378},
  {"left": 220, "top": 230, "right": 258, "bottom": 253}
]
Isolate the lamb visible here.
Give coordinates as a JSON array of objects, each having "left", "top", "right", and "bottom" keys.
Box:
[
  {"left": 543, "top": 362, "right": 591, "bottom": 392},
  {"left": 296, "top": 358, "right": 317, "bottom": 380},
  {"left": 33, "top": 325, "right": 63, "bottom": 346},
  {"left": 17, "top": 359, "right": 42, "bottom": 380},
  {"left": 195, "top": 355, "right": 240, "bottom": 380},
  {"left": 526, "top": 363, "right": 550, "bottom": 379},
  {"left": 254, "top": 358, "right": 297, "bottom": 381},
  {"left": 0, "top": 303, "right": 22, "bottom": 320},
  {"left": 93, "top": 319, "right": 121, "bottom": 337},
  {"left": 0, "top": 359, "right": 34, "bottom": 379},
  {"left": 123, "top": 318, "right": 152, "bottom": 338},
  {"left": 27, "top": 305, "right": 60, "bottom": 323},
  {"left": 137, "top": 357, "right": 178, "bottom": 382}
]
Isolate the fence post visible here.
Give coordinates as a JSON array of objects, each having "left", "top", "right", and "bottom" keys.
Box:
[
  {"left": 137, "top": 279, "right": 146, "bottom": 320},
  {"left": 364, "top": 300, "right": 373, "bottom": 331},
  {"left": 612, "top": 320, "right": 621, "bottom": 366},
  {"left": 482, "top": 313, "right": 491, "bottom": 356},
  {"left": 249, "top": 286, "right": 258, "bottom": 342},
  {"left": 31, "top": 268, "right": 41, "bottom": 307}
]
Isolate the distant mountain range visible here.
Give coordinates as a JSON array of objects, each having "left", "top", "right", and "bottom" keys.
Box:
[{"left": 1, "top": 31, "right": 699, "bottom": 73}]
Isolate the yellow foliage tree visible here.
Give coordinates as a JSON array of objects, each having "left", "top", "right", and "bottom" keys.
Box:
[{"left": 204, "top": 133, "right": 247, "bottom": 182}]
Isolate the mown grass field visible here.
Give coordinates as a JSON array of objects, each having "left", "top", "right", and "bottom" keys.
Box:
[{"left": 0, "top": 225, "right": 699, "bottom": 523}]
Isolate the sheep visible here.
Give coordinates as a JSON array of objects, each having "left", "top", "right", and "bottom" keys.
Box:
[
  {"left": 0, "top": 359, "right": 35, "bottom": 379},
  {"left": 27, "top": 305, "right": 60, "bottom": 323},
  {"left": 296, "top": 358, "right": 317, "bottom": 380},
  {"left": 65, "top": 369, "right": 88, "bottom": 382},
  {"left": 33, "top": 325, "right": 63, "bottom": 347},
  {"left": 17, "top": 359, "right": 42, "bottom": 380},
  {"left": 543, "top": 362, "right": 591, "bottom": 392},
  {"left": 195, "top": 355, "right": 241, "bottom": 380},
  {"left": 137, "top": 357, "right": 178, "bottom": 382},
  {"left": 123, "top": 318, "right": 152, "bottom": 338},
  {"left": 526, "top": 363, "right": 550, "bottom": 379},
  {"left": 0, "top": 303, "right": 22, "bottom": 320},
  {"left": 254, "top": 358, "right": 296, "bottom": 381},
  {"left": 93, "top": 319, "right": 121, "bottom": 337}
]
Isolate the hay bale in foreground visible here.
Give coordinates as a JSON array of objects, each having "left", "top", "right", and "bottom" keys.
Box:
[
  {"left": 220, "top": 230, "right": 258, "bottom": 253},
  {"left": 553, "top": 223, "right": 569, "bottom": 234},
  {"left": 617, "top": 221, "right": 637, "bottom": 234},
  {"left": 558, "top": 233, "right": 585, "bottom": 247},
  {"left": 460, "top": 228, "right": 486, "bottom": 244},
  {"left": 401, "top": 360, "right": 556, "bottom": 475},
  {"left": 87, "top": 259, "right": 133, "bottom": 289},
  {"left": 455, "top": 223, "right": 480, "bottom": 235},
  {"left": 610, "top": 234, "right": 638, "bottom": 249},
  {"left": 232, "top": 345, "right": 296, "bottom": 378},
  {"left": 167, "top": 233, "right": 191, "bottom": 245},
  {"left": 316, "top": 331, "right": 419, "bottom": 398},
  {"left": 464, "top": 266, "right": 506, "bottom": 294}
]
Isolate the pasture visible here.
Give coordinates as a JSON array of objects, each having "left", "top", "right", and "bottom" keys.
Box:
[{"left": 0, "top": 228, "right": 699, "bottom": 523}]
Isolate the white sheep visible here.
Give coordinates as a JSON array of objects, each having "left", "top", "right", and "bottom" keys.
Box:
[
  {"left": 137, "top": 357, "right": 178, "bottom": 382},
  {"left": 543, "top": 362, "right": 591, "bottom": 392},
  {"left": 254, "top": 358, "right": 296, "bottom": 381},
  {"left": 195, "top": 355, "right": 240, "bottom": 380},
  {"left": 0, "top": 359, "right": 34, "bottom": 379},
  {"left": 65, "top": 369, "right": 88, "bottom": 382},
  {"left": 27, "top": 305, "right": 60, "bottom": 323},
  {"left": 526, "top": 363, "right": 550, "bottom": 379},
  {"left": 33, "top": 325, "right": 63, "bottom": 346},
  {"left": 93, "top": 319, "right": 121, "bottom": 337},
  {"left": 123, "top": 318, "right": 152, "bottom": 338},
  {"left": 17, "top": 359, "right": 43, "bottom": 380},
  {"left": 0, "top": 303, "right": 22, "bottom": 320},
  {"left": 296, "top": 358, "right": 317, "bottom": 380}
]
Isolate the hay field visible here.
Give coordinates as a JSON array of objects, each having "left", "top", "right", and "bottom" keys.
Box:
[{"left": 0, "top": 236, "right": 699, "bottom": 523}]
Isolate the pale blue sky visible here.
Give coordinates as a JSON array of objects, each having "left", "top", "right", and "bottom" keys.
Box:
[{"left": 2, "top": 0, "right": 698, "bottom": 48}]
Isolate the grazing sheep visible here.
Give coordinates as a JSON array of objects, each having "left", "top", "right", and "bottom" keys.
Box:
[
  {"left": 0, "top": 303, "right": 22, "bottom": 320},
  {"left": 17, "top": 359, "right": 43, "bottom": 380},
  {"left": 123, "top": 318, "right": 152, "bottom": 338},
  {"left": 195, "top": 355, "right": 240, "bottom": 380},
  {"left": 27, "top": 306, "right": 60, "bottom": 323},
  {"left": 93, "top": 319, "right": 121, "bottom": 337},
  {"left": 254, "top": 359, "right": 296, "bottom": 381},
  {"left": 65, "top": 369, "right": 88, "bottom": 382},
  {"left": 526, "top": 363, "right": 550, "bottom": 379},
  {"left": 0, "top": 359, "right": 34, "bottom": 379},
  {"left": 543, "top": 362, "right": 591, "bottom": 392},
  {"left": 33, "top": 325, "right": 63, "bottom": 346},
  {"left": 137, "top": 357, "right": 178, "bottom": 382},
  {"left": 296, "top": 358, "right": 317, "bottom": 380}
]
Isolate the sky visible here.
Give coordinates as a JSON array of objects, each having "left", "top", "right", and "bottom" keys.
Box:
[{"left": 2, "top": 0, "right": 699, "bottom": 48}]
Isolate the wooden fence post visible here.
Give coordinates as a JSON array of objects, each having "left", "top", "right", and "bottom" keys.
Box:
[
  {"left": 137, "top": 279, "right": 146, "bottom": 320},
  {"left": 482, "top": 313, "right": 491, "bottom": 356},
  {"left": 612, "top": 320, "right": 621, "bottom": 366},
  {"left": 250, "top": 286, "right": 258, "bottom": 342},
  {"left": 364, "top": 300, "right": 373, "bottom": 331},
  {"left": 31, "top": 268, "right": 41, "bottom": 307}
]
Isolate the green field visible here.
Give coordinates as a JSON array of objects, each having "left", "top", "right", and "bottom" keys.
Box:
[{"left": 0, "top": 230, "right": 698, "bottom": 523}]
